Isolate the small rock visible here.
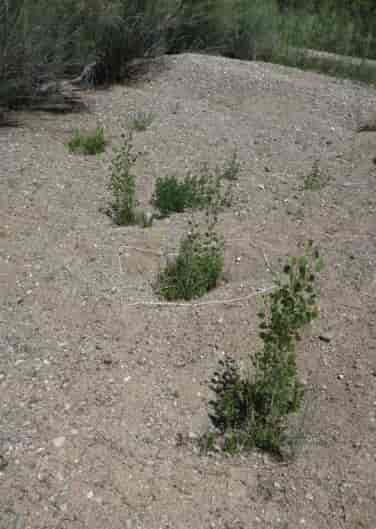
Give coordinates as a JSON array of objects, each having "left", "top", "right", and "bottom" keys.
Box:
[
  {"left": 102, "top": 355, "right": 113, "bottom": 366},
  {"left": 0, "top": 454, "right": 8, "bottom": 471},
  {"left": 319, "top": 331, "right": 334, "bottom": 343},
  {"left": 337, "top": 374, "right": 344, "bottom": 380},
  {"left": 52, "top": 436, "right": 66, "bottom": 448}
]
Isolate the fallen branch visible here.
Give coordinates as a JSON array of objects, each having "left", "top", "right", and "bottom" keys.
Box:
[{"left": 124, "top": 285, "right": 276, "bottom": 308}]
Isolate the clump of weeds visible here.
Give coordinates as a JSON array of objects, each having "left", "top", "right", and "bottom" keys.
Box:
[{"left": 156, "top": 210, "right": 224, "bottom": 301}]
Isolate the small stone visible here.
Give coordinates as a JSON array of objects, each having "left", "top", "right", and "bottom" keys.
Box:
[
  {"left": 102, "top": 355, "right": 113, "bottom": 365},
  {"left": 0, "top": 455, "right": 8, "bottom": 471},
  {"left": 319, "top": 331, "right": 334, "bottom": 343},
  {"left": 337, "top": 374, "right": 344, "bottom": 380},
  {"left": 52, "top": 436, "right": 66, "bottom": 448},
  {"left": 87, "top": 490, "right": 94, "bottom": 499},
  {"left": 305, "top": 492, "right": 314, "bottom": 501}
]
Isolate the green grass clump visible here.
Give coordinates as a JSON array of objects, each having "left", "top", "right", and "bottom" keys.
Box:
[
  {"left": 205, "top": 242, "right": 323, "bottom": 457},
  {"left": 219, "top": 150, "right": 241, "bottom": 181},
  {"left": 152, "top": 174, "right": 199, "bottom": 216},
  {"left": 156, "top": 216, "right": 224, "bottom": 301},
  {"left": 129, "top": 110, "right": 155, "bottom": 131},
  {"left": 303, "top": 161, "right": 329, "bottom": 191},
  {"left": 152, "top": 165, "right": 234, "bottom": 217},
  {"left": 67, "top": 127, "right": 106, "bottom": 155}
]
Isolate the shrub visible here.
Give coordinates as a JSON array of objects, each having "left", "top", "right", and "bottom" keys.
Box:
[
  {"left": 152, "top": 164, "right": 234, "bottom": 217},
  {"left": 222, "top": 0, "right": 282, "bottom": 61},
  {"left": 108, "top": 132, "right": 139, "bottom": 226},
  {"left": 67, "top": 127, "right": 106, "bottom": 155},
  {"left": 0, "top": 0, "right": 173, "bottom": 109},
  {"left": 206, "top": 242, "right": 323, "bottom": 456},
  {"left": 165, "top": 0, "right": 224, "bottom": 54},
  {"left": 156, "top": 215, "right": 224, "bottom": 301},
  {"left": 0, "top": 0, "right": 93, "bottom": 109}
]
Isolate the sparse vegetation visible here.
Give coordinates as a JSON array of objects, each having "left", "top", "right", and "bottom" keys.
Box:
[
  {"left": 302, "top": 161, "right": 329, "bottom": 191},
  {"left": 129, "top": 110, "right": 155, "bottom": 131},
  {"left": 67, "top": 127, "right": 106, "bottom": 155},
  {"left": 107, "top": 132, "right": 139, "bottom": 226},
  {"left": 218, "top": 150, "right": 241, "bottom": 181},
  {"left": 152, "top": 164, "right": 234, "bottom": 217},
  {"left": 2, "top": 0, "right": 375, "bottom": 116},
  {"left": 156, "top": 213, "right": 224, "bottom": 301},
  {"left": 205, "top": 242, "right": 323, "bottom": 456}
]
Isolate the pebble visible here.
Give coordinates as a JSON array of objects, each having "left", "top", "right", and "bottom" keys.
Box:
[
  {"left": 319, "top": 331, "right": 334, "bottom": 343},
  {"left": 52, "top": 436, "right": 66, "bottom": 448}
]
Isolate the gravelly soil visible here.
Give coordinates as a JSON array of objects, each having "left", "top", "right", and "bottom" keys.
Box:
[{"left": 1, "top": 53, "right": 376, "bottom": 529}]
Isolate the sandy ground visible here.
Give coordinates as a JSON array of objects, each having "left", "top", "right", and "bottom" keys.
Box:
[{"left": 1, "top": 53, "right": 376, "bottom": 529}]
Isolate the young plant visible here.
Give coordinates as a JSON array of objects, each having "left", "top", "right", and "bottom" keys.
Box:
[
  {"left": 156, "top": 213, "right": 224, "bottom": 301},
  {"left": 108, "top": 133, "right": 138, "bottom": 226},
  {"left": 206, "top": 242, "right": 323, "bottom": 456},
  {"left": 218, "top": 150, "right": 241, "bottom": 181},
  {"left": 303, "top": 161, "right": 329, "bottom": 191},
  {"left": 67, "top": 127, "right": 106, "bottom": 155},
  {"left": 129, "top": 110, "right": 154, "bottom": 131}
]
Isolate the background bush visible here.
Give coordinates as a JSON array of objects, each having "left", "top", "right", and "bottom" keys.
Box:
[{"left": 1, "top": 0, "right": 375, "bottom": 113}]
